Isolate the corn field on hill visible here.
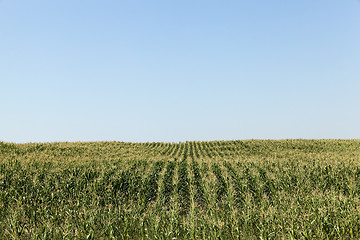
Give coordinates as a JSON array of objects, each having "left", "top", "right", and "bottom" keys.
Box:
[{"left": 1, "top": 139, "right": 360, "bottom": 239}]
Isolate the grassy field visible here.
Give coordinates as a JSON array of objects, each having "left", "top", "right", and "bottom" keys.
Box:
[{"left": 1, "top": 140, "right": 360, "bottom": 239}]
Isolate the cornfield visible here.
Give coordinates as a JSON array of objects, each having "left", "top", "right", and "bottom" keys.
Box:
[{"left": 1, "top": 140, "right": 360, "bottom": 239}]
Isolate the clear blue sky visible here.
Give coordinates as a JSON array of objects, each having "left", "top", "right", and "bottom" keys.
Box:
[{"left": 1, "top": 0, "right": 359, "bottom": 143}]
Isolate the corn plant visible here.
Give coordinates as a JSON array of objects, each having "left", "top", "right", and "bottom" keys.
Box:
[
  {"left": 191, "top": 160, "right": 207, "bottom": 208},
  {"left": 177, "top": 158, "right": 191, "bottom": 215},
  {"left": 161, "top": 160, "right": 176, "bottom": 206},
  {"left": 212, "top": 163, "right": 227, "bottom": 203}
]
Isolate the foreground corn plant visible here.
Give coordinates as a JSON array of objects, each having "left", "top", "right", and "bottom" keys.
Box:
[{"left": 1, "top": 140, "right": 360, "bottom": 239}]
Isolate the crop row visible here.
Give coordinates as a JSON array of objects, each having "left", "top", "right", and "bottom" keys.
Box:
[
  {"left": 143, "top": 140, "right": 360, "bottom": 160},
  {"left": 1, "top": 140, "right": 360, "bottom": 238},
  {"left": 1, "top": 160, "right": 359, "bottom": 212}
]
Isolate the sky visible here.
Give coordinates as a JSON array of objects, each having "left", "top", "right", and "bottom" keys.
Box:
[{"left": 1, "top": 0, "right": 360, "bottom": 143}]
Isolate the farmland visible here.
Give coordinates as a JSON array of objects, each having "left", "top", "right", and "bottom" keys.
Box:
[{"left": 1, "top": 140, "right": 360, "bottom": 239}]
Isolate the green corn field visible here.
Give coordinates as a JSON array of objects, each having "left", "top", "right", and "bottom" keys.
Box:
[{"left": 1, "top": 140, "right": 360, "bottom": 239}]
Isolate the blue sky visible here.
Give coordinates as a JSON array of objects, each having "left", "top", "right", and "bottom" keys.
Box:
[{"left": 1, "top": 0, "right": 360, "bottom": 143}]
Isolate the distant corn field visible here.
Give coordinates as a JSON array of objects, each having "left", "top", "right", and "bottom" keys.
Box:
[{"left": 1, "top": 140, "right": 360, "bottom": 239}]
